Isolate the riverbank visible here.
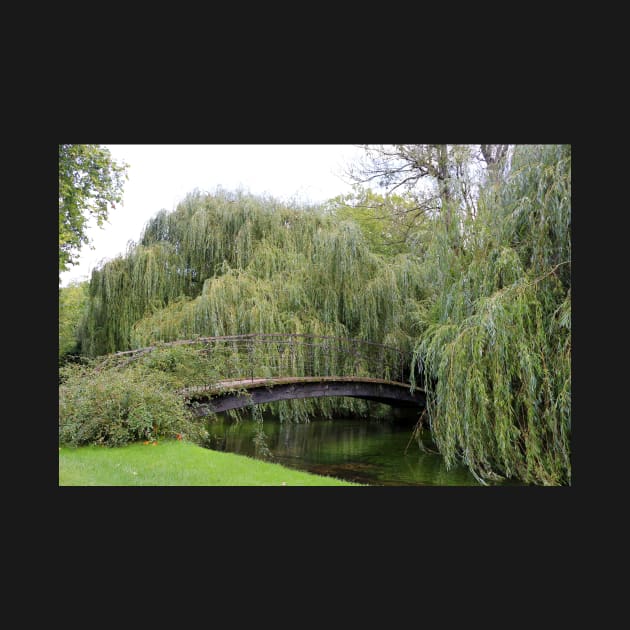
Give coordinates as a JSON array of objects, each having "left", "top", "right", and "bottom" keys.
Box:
[{"left": 58, "top": 439, "right": 362, "bottom": 486}]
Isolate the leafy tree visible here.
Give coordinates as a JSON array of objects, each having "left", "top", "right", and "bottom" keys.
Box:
[
  {"left": 59, "top": 280, "right": 89, "bottom": 361},
  {"left": 326, "top": 187, "right": 425, "bottom": 257},
  {"left": 59, "top": 144, "right": 128, "bottom": 278}
]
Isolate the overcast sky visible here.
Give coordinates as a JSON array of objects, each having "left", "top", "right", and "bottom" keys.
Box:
[{"left": 60, "top": 144, "right": 365, "bottom": 287}]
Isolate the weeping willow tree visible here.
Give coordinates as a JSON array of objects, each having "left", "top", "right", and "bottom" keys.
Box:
[
  {"left": 411, "top": 145, "right": 571, "bottom": 485},
  {"left": 77, "top": 188, "right": 427, "bottom": 422}
]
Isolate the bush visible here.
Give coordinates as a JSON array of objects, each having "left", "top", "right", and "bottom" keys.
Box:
[{"left": 59, "top": 363, "right": 207, "bottom": 447}]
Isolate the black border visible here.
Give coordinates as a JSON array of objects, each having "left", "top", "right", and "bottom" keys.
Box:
[{"left": 51, "top": 101, "right": 578, "bottom": 562}]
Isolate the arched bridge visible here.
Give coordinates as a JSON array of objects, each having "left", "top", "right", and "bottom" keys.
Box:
[
  {"left": 99, "top": 334, "right": 425, "bottom": 414},
  {"left": 186, "top": 376, "right": 425, "bottom": 415}
]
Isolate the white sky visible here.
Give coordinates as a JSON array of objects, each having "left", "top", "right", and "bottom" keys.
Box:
[{"left": 60, "top": 144, "right": 365, "bottom": 287}]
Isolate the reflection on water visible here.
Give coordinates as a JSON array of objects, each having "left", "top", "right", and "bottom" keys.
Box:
[{"left": 202, "top": 412, "right": 483, "bottom": 486}]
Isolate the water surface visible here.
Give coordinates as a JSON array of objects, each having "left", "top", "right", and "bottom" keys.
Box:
[{"left": 203, "top": 412, "right": 483, "bottom": 486}]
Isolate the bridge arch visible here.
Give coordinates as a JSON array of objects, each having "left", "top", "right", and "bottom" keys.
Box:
[{"left": 186, "top": 376, "right": 425, "bottom": 415}]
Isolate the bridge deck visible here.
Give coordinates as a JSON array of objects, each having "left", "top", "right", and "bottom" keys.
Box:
[{"left": 183, "top": 376, "right": 425, "bottom": 414}]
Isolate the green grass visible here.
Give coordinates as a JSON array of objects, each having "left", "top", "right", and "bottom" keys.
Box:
[{"left": 59, "top": 439, "right": 362, "bottom": 486}]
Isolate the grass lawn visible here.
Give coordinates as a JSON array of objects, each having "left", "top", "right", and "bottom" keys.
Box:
[{"left": 59, "top": 439, "right": 362, "bottom": 486}]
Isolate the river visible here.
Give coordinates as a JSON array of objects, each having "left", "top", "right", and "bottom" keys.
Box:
[{"left": 201, "top": 410, "right": 486, "bottom": 486}]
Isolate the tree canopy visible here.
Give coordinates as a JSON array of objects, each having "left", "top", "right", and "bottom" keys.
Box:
[{"left": 59, "top": 144, "right": 128, "bottom": 278}]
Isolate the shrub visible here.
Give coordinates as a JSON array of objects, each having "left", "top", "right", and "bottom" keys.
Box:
[{"left": 59, "top": 363, "right": 207, "bottom": 447}]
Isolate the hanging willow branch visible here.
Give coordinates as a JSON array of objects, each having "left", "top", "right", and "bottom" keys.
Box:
[
  {"left": 412, "top": 145, "right": 571, "bottom": 485},
  {"left": 77, "top": 189, "right": 425, "bottom": 422}
]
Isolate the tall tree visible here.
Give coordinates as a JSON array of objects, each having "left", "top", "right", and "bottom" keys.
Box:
[
  {"left": 346, "top": 144, "right": 511, "bottom": 228},
  {"left": 59, "top": 144, "right": 128, "bottom": 279},
  {"left": 412, "top": 144, "right": 571, "bottom": 485}
]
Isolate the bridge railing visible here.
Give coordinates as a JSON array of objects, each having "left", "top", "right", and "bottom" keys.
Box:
[{"left": 98, "top": 333, "right": 410, "bottom": 383}]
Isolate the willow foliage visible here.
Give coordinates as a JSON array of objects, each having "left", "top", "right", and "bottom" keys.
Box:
[
  {"left": 80, "top": 189, "right": 424, "bottom": 355},
  {"left": 412, "top": 145, "right": 571, "bottom": 485},
  {"left": 77, "top": 189, "right": 426, "bottom": 422}
]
